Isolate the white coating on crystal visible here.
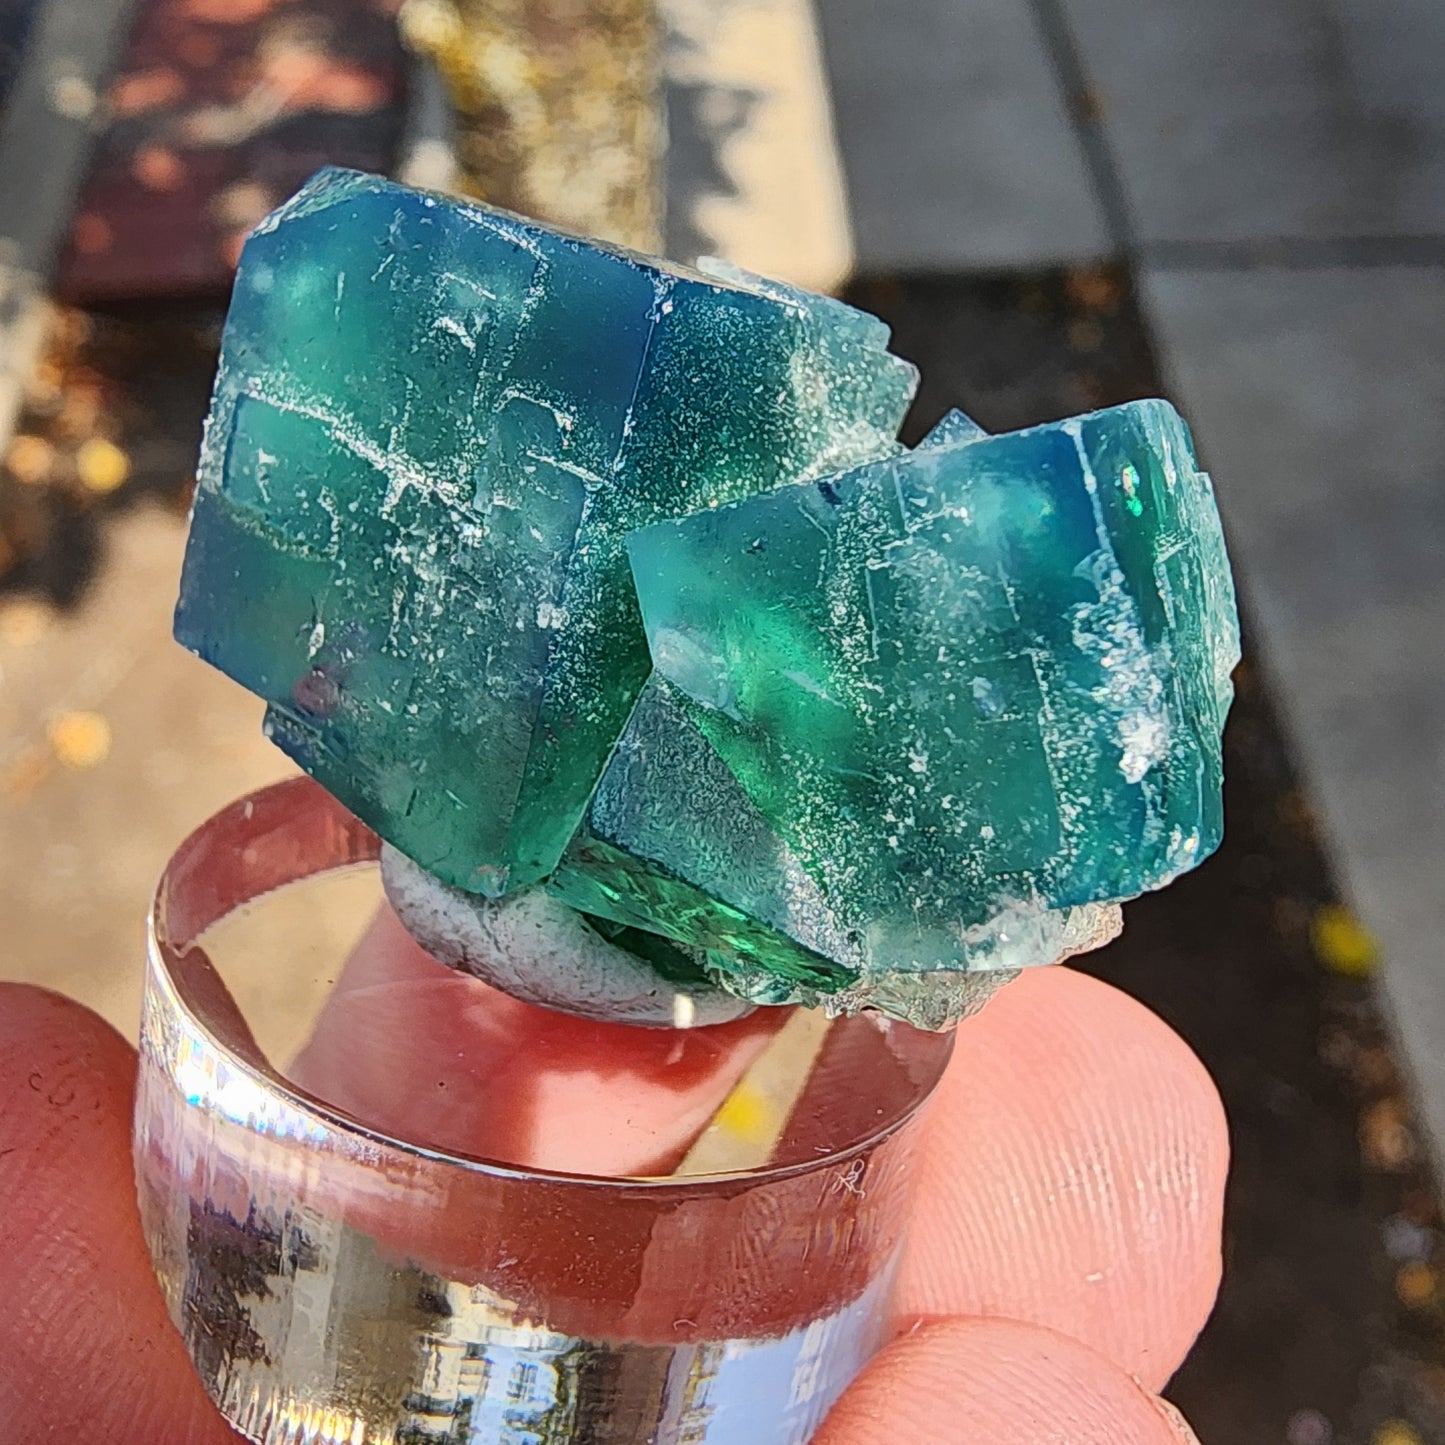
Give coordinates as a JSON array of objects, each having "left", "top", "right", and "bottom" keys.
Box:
[{"left": 729, "top": 900, "right": 1122, "bottom": 1029}]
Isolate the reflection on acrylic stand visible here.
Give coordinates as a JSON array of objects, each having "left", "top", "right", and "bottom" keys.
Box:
[{"left": 134, "top": 778, "right": 954, "bottom": 1444}]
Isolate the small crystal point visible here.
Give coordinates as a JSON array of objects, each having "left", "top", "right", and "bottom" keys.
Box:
[{"left": 919, "top": 408, "right": 990, "bottom": 447}]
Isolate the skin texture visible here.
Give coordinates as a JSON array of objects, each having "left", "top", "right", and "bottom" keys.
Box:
[{"left": 0, "top": 963, "right": 1226, "bottom": 1443}]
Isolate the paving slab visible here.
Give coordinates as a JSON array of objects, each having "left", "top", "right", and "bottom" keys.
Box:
[
  {"left": 1061, "top": 0, "right": 1445, "bottom": 246},
  {"left": 1141, "top": 261, "right": 1445, "bottom": 1151},
  {"left": 815, "top": 0, "right": 1109, "bottom": 270},
  {"left": 661, "top": 0, "right": 854, "bottom": 291},
  {"left": 0, "top": 505, "right": 292, "bottom": 1040}
]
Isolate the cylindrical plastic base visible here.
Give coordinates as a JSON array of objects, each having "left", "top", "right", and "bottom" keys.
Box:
[{"left": 135, "top": 779, "right": 952, "bottom": 1444}]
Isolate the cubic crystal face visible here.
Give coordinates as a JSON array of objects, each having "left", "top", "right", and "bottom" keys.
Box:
[
  {"left": 605, "top": 402, "right": 1239, "bottom": 980},
  {"left": 177, "top": 170, "right": 1241, "bottom": 1027},
  {"left": 547, "top": 671, "right": 1121, "bottom": 1018},
  {"left": 176, "top": 168, "right": 916, "bottom": 895},
  {"left": 548, "top": 675, "right": 858, "bottom": 994}
]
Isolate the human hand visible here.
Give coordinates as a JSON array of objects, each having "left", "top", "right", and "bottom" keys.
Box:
[{"left": 0, "top": 960, "right": 1223, "bottom": 1443}]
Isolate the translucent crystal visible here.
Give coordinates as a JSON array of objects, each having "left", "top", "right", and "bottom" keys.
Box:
[
  {"left": 549, "top": 676, "right": 857, "bottom": 993},
  {"left": 615, "top": 401, "right": 1239, "bottom": 982},
  {"left": 548, "top": 674, "right": 1122, "bottom": 1021},
  {"left": 175, "top": 169, "right": 916, "bottom": 895},
  {"left": 918, "top": 407, "right": 990, "bottom": 448},
  {"left": 174, "top": 171, "right": 1240, "bottom": 1028}
]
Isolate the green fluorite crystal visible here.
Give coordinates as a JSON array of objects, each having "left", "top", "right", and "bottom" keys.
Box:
[
  {"left": 176, "top": 168, "right": 915, "bottom": 895},
  {"left": 550, "top": 403, "right": 1235, "bottom": 1001},
  {"left": 177, "top": 169, "right": 1240, "bottom": 1027},
  {"left": 640, "top": 403, "right": 1234, "bottom": 931}
]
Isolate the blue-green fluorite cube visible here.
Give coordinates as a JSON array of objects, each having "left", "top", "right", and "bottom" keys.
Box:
[
  {"left": 606, "top": 401, "right": 1239, "bottom": 978},
  {"left": 175, "top": 168, "right": 916, "bottom": 894},
  {"left": 175, "top": 169, "right": 1240, "bottom": 1021},
  {"left": 547, "top": 670, "right": 1117, "bottom": 1013}
]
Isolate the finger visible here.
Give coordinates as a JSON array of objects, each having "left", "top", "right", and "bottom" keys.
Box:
[
  {"left": 894, "top": 966, "right": 1228, "bottom": 1390},
  {"left": 816, "top": 1317, "right": 1201, "bottom": 1445},
  {"left": 276, "top": 910, "right": 910, "bottom": 1344},
  {"left": 0, "top": 984, "right": 241, "bottom": 1445},
  {"left": 286, "top": 903, "right": 787, "bottom": 1175}
]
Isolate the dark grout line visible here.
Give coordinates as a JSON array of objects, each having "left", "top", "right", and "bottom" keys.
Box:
[
  {"left": 1025, "top": 0, "right": 1136, "bottom": 259},
  {"left": 1143, "top": 235, "right": 1445, "bottom": 272},
  {"left": 1022, "top": 5, "right": 1445, "bottom": 282}
]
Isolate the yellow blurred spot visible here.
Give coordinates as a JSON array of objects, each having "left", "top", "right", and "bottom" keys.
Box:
[
  {"left": 1396, "top": 1261, "right": 1438, "bottom": 1307},
  {"left": 0, "top": 599, "right": 50, "bottom": 647},
  {"left": 6, "top": 433, "right": 56, "bottom": 485},
  {"left": 709, "top": 1082, "right": 773, "bottom": 1148},
  {"left": 401, "top": 0, "right": 465, "bottom": 52},
  {"left": 76, "top": 437, "right": 131, "bottom": 494},
  {"left": 1312, "top": 904, "right": 1380, "bottom": 978},
  {"left": 48, "top": 711, "right": 112, "bottom": 769},
  {"left": 1373, "top": 1422, "right": 1423, "bottom": 1445}
]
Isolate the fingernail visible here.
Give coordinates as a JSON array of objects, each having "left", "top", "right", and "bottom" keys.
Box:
[{"left": 1152, "top": 1396, "right": 1203, "bottom": 1444}]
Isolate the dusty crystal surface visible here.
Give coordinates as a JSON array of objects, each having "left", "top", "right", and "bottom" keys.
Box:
[
  {"left": 176, "top": 171, "right": 1239, "bottom": 1027},
  {"left": 175, "top": 168, "right": 915, "bottom": 896},
  {"left": 611, "top": 402, "right": 1239, "bottom": 985}
]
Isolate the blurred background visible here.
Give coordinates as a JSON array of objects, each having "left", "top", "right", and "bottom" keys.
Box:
[{"left": 0, "top": 0, "right": 1442, "bottom": 1440}]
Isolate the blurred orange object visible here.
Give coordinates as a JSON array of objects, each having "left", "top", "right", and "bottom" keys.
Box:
[
  {"left": 57, "top": 0, "right": 405, "bottom": 301},
  {"left": 48, "top": 710, "right": 114, "bottom": 770}
]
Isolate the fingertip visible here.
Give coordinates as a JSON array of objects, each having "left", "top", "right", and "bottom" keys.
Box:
[
  {"left": 895, "top": 966, "right": 1228, "bottom": 1389},
  {"left": 0, "top": 979, "right": 133, "bottom": 1066},
  {"left": 0, "top": 982, "right": 138, "bottom": 1162},
  {"left": 816, "top": 1317, "right": 1201, "bottom": 1445}
]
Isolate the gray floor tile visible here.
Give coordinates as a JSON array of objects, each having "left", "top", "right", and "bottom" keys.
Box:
[
  {"left": 1142, "top": 263, "right": 1445, "bottom": 1144},
  {"left": 660, "top": 0, "right": 857, "bottom": 292},
  {"left": 815, "top": 0, "right": 1109, "bottom": 270},
  {"left": 1062, "top": 0, "right": 1445, "bottom": 245}
]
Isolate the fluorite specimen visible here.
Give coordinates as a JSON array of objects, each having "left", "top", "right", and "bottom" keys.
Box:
[
  {"left": 177, "top": 169, "right": 1240, "bottom": 1027},
  {"left": 176, "top": 167, "right": 915, "bottom": 896},
  {"left": 550, "top": 403, "right": 1237, "bottom": 1008}
]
